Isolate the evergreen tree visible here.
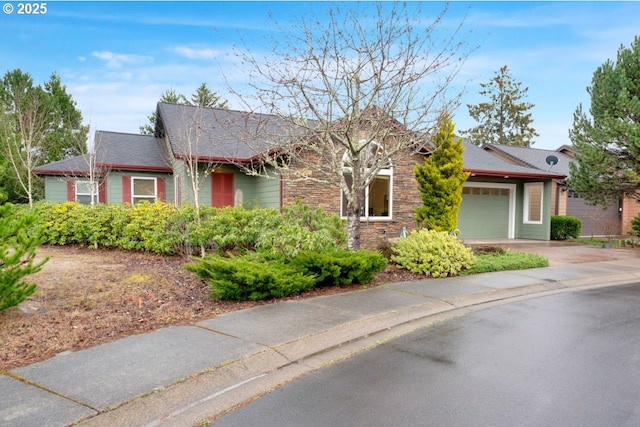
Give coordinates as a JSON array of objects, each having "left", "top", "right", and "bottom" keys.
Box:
[
  {"left": 190, "top": 82, "right": 228, "bottom": 108},
  {"left": 0, "top": 204, "right": 47, "bottom": 311},
  {"left": 568, "top": 37, "right": 640, "bottom": 205},
  {"left": 0, "top": 69, "right": 85, "bottom": 206},
  {"left": 414, "top": 117, "right": 470, "bottom": 231},
  {"left": 463, "top": 65, "right": 538, "bottom": 147},
  {"left": 139, "top": 88, "right": 185, "bottom": 135}
]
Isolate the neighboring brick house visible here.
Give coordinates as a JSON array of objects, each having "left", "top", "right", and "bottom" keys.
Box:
[
  {"left": 483, "top": 143, "right": 640, "bottom": 237},
  {"left": 35, "top": 102, "right": 565, "bottom": 249}
]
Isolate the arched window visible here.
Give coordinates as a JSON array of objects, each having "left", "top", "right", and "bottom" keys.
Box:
[{"left": 340, "top": 140, "right": 393, "bottom": 219}]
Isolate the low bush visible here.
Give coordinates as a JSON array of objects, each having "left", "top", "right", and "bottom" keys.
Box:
[
  {"left": 391, "top": 229, "right": 476, "bottom": 278},
  {"left": 187, "top": 248, "right": 386, "bottom": 301},
  {"left": 186, "top": 254, "right": 315, "bottom": 300},
  {"left": 291, "top": 249, "right": 387, "bottom": 287},
  {"left": 550, "top": 215, "right": 582, "bottom": 240}
]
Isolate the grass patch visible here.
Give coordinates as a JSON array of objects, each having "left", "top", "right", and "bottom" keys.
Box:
[{"left": 461, "top": 251, "right": 548, "bottom": 276}]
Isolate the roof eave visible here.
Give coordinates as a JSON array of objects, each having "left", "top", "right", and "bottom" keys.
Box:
[{"left": 465, "top": 168, "right": 566, "bottom": 180}]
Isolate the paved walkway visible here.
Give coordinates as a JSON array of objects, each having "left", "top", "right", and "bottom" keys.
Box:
[{"left": 2, "top": 243, "right": 640, "bottom": 427}]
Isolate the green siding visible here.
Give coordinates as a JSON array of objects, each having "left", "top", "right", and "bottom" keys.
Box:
[
  {"left": 44, "top": 176, "right": 69, "bottom": 202},
  {"left": 514, "top": 180, "right": 552, "bottom": 240},
  {"left": 106, "top": 171, "right": 174, "bottom": 204},
  {"left": 254, "top": 168, "right": 280, "bottom": 208}
]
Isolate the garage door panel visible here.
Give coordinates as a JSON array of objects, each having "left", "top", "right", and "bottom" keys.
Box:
[
  {"left": 566, "top": 191, "right": 620, "bottom": 236},
  {"left": 458, "top": 187, "right": 509, "bottom": 239}
]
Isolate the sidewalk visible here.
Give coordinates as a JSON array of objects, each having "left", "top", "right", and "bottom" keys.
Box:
[{"left": 2, "top": 246, "right": 640, "bottom": 427}]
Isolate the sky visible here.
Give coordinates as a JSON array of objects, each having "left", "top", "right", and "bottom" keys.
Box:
[{"left": 2, "top": 1, "right": 640, "bottom": 150}]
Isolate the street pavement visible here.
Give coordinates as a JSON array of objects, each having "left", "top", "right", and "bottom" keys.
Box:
[{"left": 2, "top": 242, "right": 640, "bottom": 427}]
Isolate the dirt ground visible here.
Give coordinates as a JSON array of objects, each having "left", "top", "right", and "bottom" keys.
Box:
[{"left": 0, "top": 245, "right": 424, "bottom": 371}]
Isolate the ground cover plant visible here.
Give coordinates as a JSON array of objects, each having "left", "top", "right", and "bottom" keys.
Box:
[{"left": 461, "top": 246, "right": 548, "bottom": 275}]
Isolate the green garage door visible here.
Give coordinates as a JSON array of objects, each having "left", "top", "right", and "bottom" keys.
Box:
[{"left": 458, "top": 186, "right": 510, "bottom": 239}]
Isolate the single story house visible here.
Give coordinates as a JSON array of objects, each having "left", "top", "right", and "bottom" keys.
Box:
[
  {"left": 482, "top": 144, "right": 640, "bottom": 237},
  {"left": 35, "top": 102, "right": 566, "bottom": 248}
]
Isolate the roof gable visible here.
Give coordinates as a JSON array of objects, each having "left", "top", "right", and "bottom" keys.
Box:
[
  {"left": 464, "top": 141, "right": 565, "bottom": 179},
  {"left": 481, "top": 143, "right": 573, "bottom": 177},
  {"left": 156, "top": 102, "right": 310, "bottom": 163}
]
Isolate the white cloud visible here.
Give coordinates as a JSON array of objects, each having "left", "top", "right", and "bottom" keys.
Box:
[
  {"left": 171, "top": 46, "right": 220, "bottom": 60},
  {"left": 91, "top": 51, "right": 153, "bottom": 69}
]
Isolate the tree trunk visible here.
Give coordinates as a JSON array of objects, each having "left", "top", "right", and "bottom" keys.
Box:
[{"left": 346, "top": 209, "right": 361, "bottom": 251}]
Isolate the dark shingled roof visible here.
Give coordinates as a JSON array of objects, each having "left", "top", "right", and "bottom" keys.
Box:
[
  {"left": 34, "top": 131, "right": 171, "bottom": 176},
  {"left": 462, "top": 140, "right": 566, "bottom": 179},
  {"left": 482, "top": 143, "right": 573, "bottom": 177},
  {"left": 156, "top": 102, "right": 311, "bottom": 163}
]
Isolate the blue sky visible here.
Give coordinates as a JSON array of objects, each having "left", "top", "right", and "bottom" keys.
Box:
[{"left": 2, "top": 1, "right": 640, "bottom": 150}]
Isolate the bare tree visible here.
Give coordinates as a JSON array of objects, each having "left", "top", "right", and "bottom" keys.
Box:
[
  {"left": 78, "top": 127, "right": 109, "bottom": 207},
  {"left": 165, "top": 104, "right": 226, "bottom": 256},
  {"left": 228, "top": 2, "right": 473, "bottom": 250},
  {"left": 0, "top": 74, "right": 49, "bottom": 208}
]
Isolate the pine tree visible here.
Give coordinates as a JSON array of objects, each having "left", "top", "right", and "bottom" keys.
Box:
[
  {"left": 190, "top": 82, "right": 228, "bottom": 108},
  {"left": 0, "top": 204, "right": 47, "bottom": 311},
  {"left": 463, "top": 65, "right": 538, "bottom": 147},
  {"left": 568, "top": 37, "right": 640, "bottom": 205},
  {"left": 414, "top": 117, "right": 470, "bottom": 231}
]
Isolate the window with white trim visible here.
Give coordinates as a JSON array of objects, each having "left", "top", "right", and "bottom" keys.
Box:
[
  {"left": 340, "top": 141, "right": 392, "bottom": 219},
  {"left": 524, "top": 182, "right": 543, "bottom": 224},
  {"left": 75, "top": 180, "right": 98, "bottom": 205},
  {"left": 132, "top": 177, "right": 157, "bottom": 204}
]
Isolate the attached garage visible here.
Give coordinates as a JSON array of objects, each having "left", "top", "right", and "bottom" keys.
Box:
[
  {"left": 458, "top": 182, "right": 515, "bottom": 239},
  {"left": 566, "top": 189, "right": 621, "bottom": 237}
]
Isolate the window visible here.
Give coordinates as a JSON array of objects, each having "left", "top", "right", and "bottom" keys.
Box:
[
  {"left": 132, "top": 177, "right": 157, "bottom": 204},
  {"left": 340, "top": 141, "right": 392, "bottom": 219},
  {"left": 524, "top": 182, "right": 543, "bottom": 224},
  {"left": 75, "top": 180, "right": 98, "bottom": 205}
]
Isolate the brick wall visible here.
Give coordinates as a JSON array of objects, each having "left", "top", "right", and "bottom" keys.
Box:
[{"left": 281, "top": 151, "right": 425, "bottom": 249}]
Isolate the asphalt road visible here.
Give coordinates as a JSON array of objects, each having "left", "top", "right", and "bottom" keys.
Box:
[{"left": 214, "top": 282, "right": 640, "bottom": 427}]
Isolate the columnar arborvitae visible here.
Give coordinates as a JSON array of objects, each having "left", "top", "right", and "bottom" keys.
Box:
[{"left": 414, "top": 117, "right": 470, "bottom": 232}]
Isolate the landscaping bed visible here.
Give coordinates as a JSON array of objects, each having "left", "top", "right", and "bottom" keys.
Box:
[{"left": 0, "top": 245, "right": 424, "bottom": 370}]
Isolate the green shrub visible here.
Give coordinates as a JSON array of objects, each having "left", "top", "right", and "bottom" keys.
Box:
[
  {"left": 186, "top": 254, "right": 315, "bottom": 301},
  {"left": 391, "top": 229, "right": 476, "bottom": 277},
  {"left": 631, "top": 214, "right": 640, "bottom": 237},
  {"left": 1, "top": 204, "right": 48, "bottom": 311},
  {"left": 24, "top": 201, "right": 347, "bottom": 258},
  {"left": 291, "top": 249, "right": 387, "bottom": 287},
  {"left": 550, "top": 215, "right": 582, "bottom": 240}
]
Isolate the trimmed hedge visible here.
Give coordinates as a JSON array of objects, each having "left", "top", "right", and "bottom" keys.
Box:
[
  {"left": 550, "top": 215, "right": 582, "bottom": 240},
  {"left": 23, "top": 201, "right": 346, "bottom": 257}
]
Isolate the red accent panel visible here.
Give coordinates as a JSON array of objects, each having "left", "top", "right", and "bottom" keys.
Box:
[
  {"left": 122, "top": 176, "right": 131, "bottom": 203},
  {"left": 98, "top": 178, "right": 107, "bottom": 204},
  {"left": 66, "top": 181, "right": 75, "bottom": 201},
  {"left": 211, "top": 173, "right": 234, "bottom": 207},
  {"left": 157, "top": 177, "right": 166, "bottom": 202}
]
